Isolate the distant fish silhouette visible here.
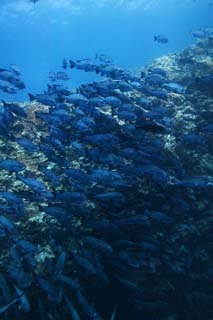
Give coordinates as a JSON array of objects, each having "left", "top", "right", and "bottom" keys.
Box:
[
  {"left": 154, "top": 35, "right": 169, "bottom": 44},
  {"left": 29, "top": 0, "right": 39, "bottom": 4}
]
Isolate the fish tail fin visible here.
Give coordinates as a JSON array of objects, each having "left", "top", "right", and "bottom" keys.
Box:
[
  {"left": 1, "top": 100, "right": 7, "bottom": 107},
  {"left": 28, "top": 93, "right": 35, "bottom": 101},
  {"left": 95, "top": 67, "right": 100, "bottom": 74},
  {"left": 154, "top": 35, "right": 157, "bottom": 41},
  {"left": 69, "top": 60, "right": 76, "bottom": 68}
]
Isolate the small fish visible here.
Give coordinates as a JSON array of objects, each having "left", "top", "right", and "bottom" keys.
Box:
[
  {"left": 16, "top": 138, "right": 38, "bottom": 153},
  {"left": 65, "top": 295, "right": 80, "bottom": 320},
  {"left": 62, "top": 58, "right": 68, "bottom": 69},
  {"left": 56, "top": 71, "right": 70, "bottom": 81},
  {"left": 10, "top": 64, "right": 21, "bottom": 76},
  {"left": 154, "top": 35, "right": 169, "bottom": 43},
  {"left": 0, "top": 159, "right": 26, "bottom": 172},
  {"left": 110, "top": 305, "right": 117, "bottom": 320},
  {"left": 37, "top": 278, "right": 58, "bottom": 301},
  {"left": 56, "top": 275, "right": 80, "bottom": 293},
  {"left": 73, "top": 254, "right": 96, "bottom": 274},
  {"left": 14, "top": 286, "right": 30, "bottom": 313},
  {"left": 54, "top": 252, "right": 66, "bottom": 275},
  {"left": 0, "top": 296, "right": 22, "bottom": 315},
  {"left": 7, "top": 265, "right": 32, "bottom": 288},
  {"left": 0, "top": 215, "right": 16, "bottom": 233},
  {"left": 200, "top": 123, "right": 213, "bottom": 133},
  {"left": 17, "top": 175, "right": 52, "bottom": 199},
  {"left": 163, "top": 82, "right": 185, "bottom": 94},
  {"left": 2, "top": 100, "right": 27, "bottom": 118},
  {"left": 95, "top": 53, "right": 113, "bottom": 63}
]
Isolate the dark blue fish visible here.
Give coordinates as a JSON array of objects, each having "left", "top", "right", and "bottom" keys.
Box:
[
  {"left": 145, "top": 73, "right": 166, "bottom": 85},
  {"left": 14, "top": 286, "right": 30, "bottom": 313},
  {"left": 145, "top": 210, "right": 173, "bottom": 224},
  {"left": 0, "top": 296, "right": 22, "bottom": 315},
  {"left": 117, "top": 215, "right": 150, "bottom": 227},
  {"left": 163, "top": 82, "right": 186, "bottom": 94},
  {"left": 182, "top": 133, "right": 206, "bottom": 145},
  {"left": 200, "top": 123, "right": 213, "bottom": 133},
  {"left": 37, "top": 278, "right": 59, "bottom": 301},
  {"left": 177, "top": 176, "right": 213, "bottom": 188},
  {"left": 29, "top": 93, "right": 55, "bottom": 106},
  {"left": 62, "top": 59, "right": 68, "bottom": 69},
  {"left": 54, "top": 252, "right": 66, "bottom": 275},
  {"left": 0, "top": 191, "right": 25, "bottom": 215},
  {"left": 56, "top": 275, "right": 80, "bottom": 293},
  {"left": 42, "top": 206, "right": 70, "bottom": 223},
  {"left": 84, "top": 133, "right": 120, "bottom": 148},
  {"left": 154, "top": 35, "right": 169, "bottom": 43},
  {"left": 56, "top": 71, "right": 70, "bottom": 81},
  {"left": 17, "top": 175, "right": 52, "bottom": 199},
  {"left": 41, "top": 168, "right": 60, "bottom": 186},
  {"left": 15, "top": 239, "right": 38, "bottom": 254},
  {"left": 0, "top": 273, "right": 12, "bottom": 303},
  {"left": 76, "top": 291, "right": 102, "bottom": 320},
  {"left": 10, "top": 247, "right": 23, "bottom": 268},
  {"left": 73, "top": 254, "right": 96, "bottom": 274},
  {"left": 118, "top": 252, "right": 141, "bottom": 269},
  {"left": 7, "top": 265, "right": 32, "bottom": 288},
  {"left": 65, "top": 295, "right": 80, "bottom": 320},
  {"left": 16, "top": 138, "right": 38, "bottom": 153},
  {"left": 0, "top": 159, "right": 26, "bottom": 172},
  {"left": 2, "top": 101, "right": 27, "bottom": 118},
  {"left": 95, "top": 192, "right": 127, "bottom": 207},
  {"left": 85, "top": 236, "right": 113, "bottom": 254},
  {"left": 133, "top": 300, "right": 170, "bottom": 313},
  {"left": 0, "top": 215, "right": 16, "bottom": 233}
]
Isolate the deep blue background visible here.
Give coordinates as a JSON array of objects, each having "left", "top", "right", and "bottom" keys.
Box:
[{"left": 0, "top": 0, "right": 212, "bottom": 101}]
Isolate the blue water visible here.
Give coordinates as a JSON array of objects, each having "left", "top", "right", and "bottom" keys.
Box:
[{"left": 0, "top": 0, "right": 212, "bottom": 100}]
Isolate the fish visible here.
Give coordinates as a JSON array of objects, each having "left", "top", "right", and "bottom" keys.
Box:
[
  {"left": 14, "top": 286, "right": 30, "bottom": 313},
  {"left": 145, "top": 73, "right": 167, "bottom": 85},
  {"left": 163, "top": 82, "right": 186, "bottom": 94},
  {"left": 56, "top": 71, "right": 70, "bottom": 81},
  {"left": 95, "top": 53, "right": 113, "bottom": 63},
  {"left": 62, "top": 58, "right": 68, "bottom": 69},
  {"left": 16, "top": 138, "right": 38, "bottom": 153},
  {"left": 15, "top": 239, "right": 38, "bottom": 255},
  {"left": 17, "top": 175, "right": 53, "bottom": 199},
  {"left": 154, "top": 35, "right": 169, "bottom": 43},
  {"left": 200, "top": 123, "right": 213, "bottom": 133},
  {"left": 73, "top": 254, "right": 96, "bottom": 274},
  {"left": 0, "top": 159, "right": 26, "bottom": 172},
  {"left": 54, "top": 252, "right": 66, "bottom": 275},
  {"left": 7, "top": 265, "right": 32, "bottom": 288},
  {"left": 0, "top": 82, "right": 17, "bottom": 94},
  {"left": 29, "top": 93, "right": 56, "bottom": 106},
  {"left": 110, "top": 305, "right": 117, "bottom": 320},
  {"left": 10, "top": 64, "right": 21, "bottom": 76},
  {"left": 0, "top": 216, "right": 16, "bottom": 233},
  {"left": 56, "top": 275, "right": 81, "bottom": 293},
  {"left": 177, "top": 176, "right": 213, "bottom": 188},
  {"left": 0, "top": 69, "right": 25, "bottom": 89},
  {"left": 85, "top": 236, "right": 113, "bottom": 254},
  {"left": 2, "top": 101, "right": 27, "bottom": 118},
  {"left": 76, "top": 291, "right": 102, "bottom": 319},
  {"left": 65, "top": 295, "right": 80, "bottom": 320},
  {"left": 0, "top": 296, "right": 22, "bottom": 315},
  {"left": 37, "top": 278, "right": 59, "bottom": 301}
]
